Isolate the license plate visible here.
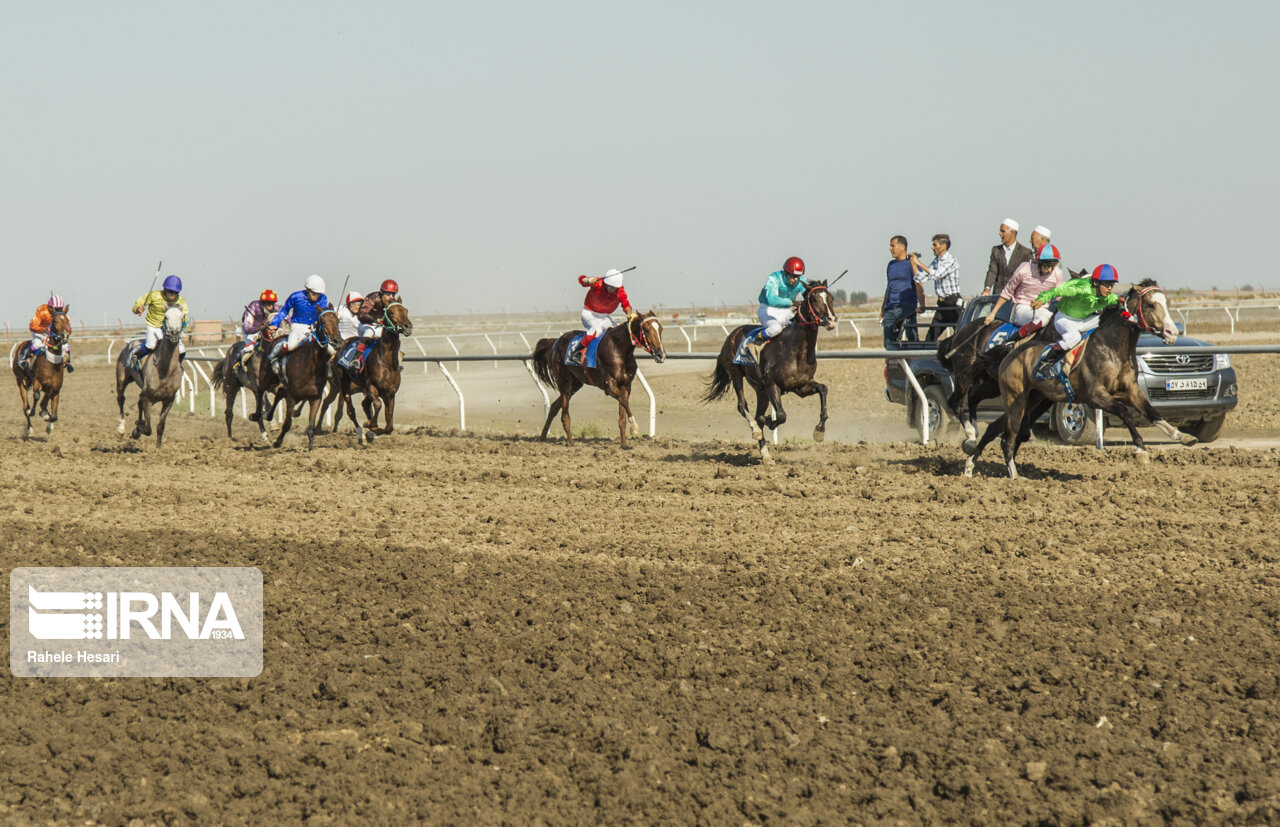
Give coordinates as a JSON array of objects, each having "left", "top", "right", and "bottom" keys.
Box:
[{"left": 1166, "top": 378, "right": 1208, "bottom": 391}]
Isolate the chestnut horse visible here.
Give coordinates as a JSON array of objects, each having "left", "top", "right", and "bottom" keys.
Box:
[
  {"left": 321, "top": 301, "right": 413, "bottom": 445},
  {"left": 532, "top": 312, "right": 665, "bottom": 448},
  {"left": 115, "top": 306, "right": 185, "bottom": 448},
  {"left": 263, "top": 309, "right": 340, "bottom": 450},
  {"left": 963, "top": 279, "right": 1196, "bottom": 478},
  {"left": 13, "top": 310, "right": 72, "bottom": 439},
  {"left": 702, "top": 281, "right": 837, "bottom": 463}
]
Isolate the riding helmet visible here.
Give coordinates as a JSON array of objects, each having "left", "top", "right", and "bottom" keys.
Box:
[
  {"left": 380, "top": 279, "right": 400, "bottom": 294},
  {"left": 305, "top": 274, "right": 326, "bottom": 294},
  {"left": 602, "top": 269, "right": 624, "bottom": 288},
  {"left": 345, "top": 291, "right": 364, "bottom": 306},
  {"left": 260, "top": 289, "right": 278, "bottom": 303},
  {"left": 1034, "top": 244, "right": 1061, "bottom": 264},
  {"left": 784, "top": 256, "right": 805, "bottom": 276},
  {"left": 162, "top": 275, "right": 183, "bottom": 293},
  {"left": 1091, "top": 264, "right": 1119, "bottom": 283},
  {"left": 48, "top": 295, "right": 67, "bottom": 309}
]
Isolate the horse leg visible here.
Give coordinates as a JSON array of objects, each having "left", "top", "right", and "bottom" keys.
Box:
[
  {"left": 116, "top": 370, "right": 130, "bottom": 434},
  {"left": 792, "top": 380, "right": 828, "bottom": 442},
  {"left": 752, "top": 384, "right": 775, "bottom": 463},
  {"left": 732, "top": 372, "right": 761, "bottom": 442},
  {"left": 615, "top": 385, "right": 632, "bottom": 449},
  {"left": 306, "top": 398, "right": 322, "bottom": 451},
  {"left": 363, "top": 386, "right": 383, "bottom": 432},
  {"left": 560, "top": 391, "right": 575, "bottom": 445},
  {"left": 44, "top": 389, "right": 59, "bottom": 435},
  {"left": 273, "top": 393, "right": 294, "bottom": 448},
  {"left": 320, "top": 378, "right": 342, "bottom": 433},
  {"left": 1117, "top": 385, "right": 1197, "bottom": 446},
  {"left": 539, "top": 396, "right": 564, "bottom": 441},
  {"left": 17, "top": 376, "right": 32, "bottom": 438},
  {"left": 763, "top": 383, "right": 787, "bottom": 432},
  {"left": 1002, "top": 394, "right": 1033, "bottom": 480},
  {"left": 376, "top": 395, "right": 396, "bottom": 436},
  {"left": 154, "top": 398, "right": 174, "bottom": 449},
  {"left": 343, "top": 389, "right": 366, "bottom": 445},
  {"left": 1104, "top": 401, "right": 1149, "bottom": 461}
]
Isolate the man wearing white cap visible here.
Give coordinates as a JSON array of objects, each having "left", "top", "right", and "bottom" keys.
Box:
[
  {"left": 982, "top": 219, "right": 1033, "bottom": 297},
  {"left": 572, "top": 269, "right": 636, "bottom": 363}
]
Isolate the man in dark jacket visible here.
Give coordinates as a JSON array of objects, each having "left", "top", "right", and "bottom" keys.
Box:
[{"left": 982, "top": 218, "right": 1033, "bottom": 298}]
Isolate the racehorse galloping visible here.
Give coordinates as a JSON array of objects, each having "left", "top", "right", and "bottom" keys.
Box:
[
  {"left": 115, "top": 306, "right": 185, "bottom": 448},
  {"left": 321, "top": 301, "right": 413, "bottom": 445},
  {"left": 532, "top": 312, "right": 665, "bottom": 449},
  {"left": 703, "top": 281, "right": 837, "bottom": 463},
  {"left": 965, "top": 279, "right": 1195, "bottom": 479},
  {"left": 211, "top": 339, "right": 271, "bottom": 441},
  {"left": 13, "top": 310, "right": 71, "bottom": 439},
  {"left": 265, "top": 309, "right": 340, "bottom": 450}
]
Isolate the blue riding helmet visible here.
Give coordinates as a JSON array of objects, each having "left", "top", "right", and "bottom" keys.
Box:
[{"left": 162, "top": 275, "right": 183, "bottom": 293}]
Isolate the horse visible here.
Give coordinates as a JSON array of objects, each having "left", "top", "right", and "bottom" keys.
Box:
[
  {"left": 115, "top": 306, "right": 185, "bottom": 448},
  {"left": 263, "top": 309, "right": 341, "bottom": 450},
  {"left": 531, "top": 312, "right": 665, "bottom": 449},
  {"left": 963, "top": 279, "right": 1195, "bottom": 479},
  {"left": 210, "top": 337, "right": 274, "bottom": 441},
  {"left": 13, "top": 310, "right": 72, "bottom": 439},
  {"left": 320, "top": 300, "right": 413, "bottom": 445},
  {"left": 702, "top": 281, "right": 837, "bottom": 463}
]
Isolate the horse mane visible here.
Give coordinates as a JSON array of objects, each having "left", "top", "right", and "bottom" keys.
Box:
[{"left": 1135, "top": 277, "right": 1159, "bottom": 289}]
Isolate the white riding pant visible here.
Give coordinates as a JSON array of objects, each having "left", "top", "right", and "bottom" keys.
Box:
[
  {"left": 1052, "top": 312, "right": 1101, "bottom": 350},
  {"left": 1010, "top": 303, "right": 1035, "bottom": 326},
  {"left": 144, "top": 326, "right": 186, "bottom": 354},
  {"left": 285, "top": 324, "right": 313, "bottom": 352},
  {"left": 357, "top": 322, "right": 382, "bottom": 339},
  {"left": 581, "top": 309, "right": 614, "bottom": 339},
  {"left": 758, "top": 305, "right": 794, "bottom": 338}
]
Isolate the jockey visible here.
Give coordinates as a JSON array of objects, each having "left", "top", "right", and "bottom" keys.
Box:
[
  {"left": 338, "top": 291, "right": 364, "bottom": 340},
  {"left": 1029, "top": 263, "right": 1122, "bottom": 376},
  {"left": 236, "top": 289, "right": 279, "bottom": 369},
  {"left": 988, "top": 243, "right": 1066, "bottom": 328},
  {"left": 354, "top": 279, "right": 402, "bottom": 339},
  {"left": 576, "top": 269, "right": 635, "bottom": 356},
  {"left": 265, "top": 274, "right": 330, "bottom": 376},
  {"left": 20, "top": 295, "right": 74, "bottom": 374},
  {"left": 749, "top": 256, "right": 808, "bottom": 362},
  {"left": 129, "top": 275, "right": 189, "bottom": 369}
]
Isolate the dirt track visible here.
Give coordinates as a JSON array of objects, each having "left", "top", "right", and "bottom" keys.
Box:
[{"left": 3, "top": 355, "right": 1280, "bottom": 823}]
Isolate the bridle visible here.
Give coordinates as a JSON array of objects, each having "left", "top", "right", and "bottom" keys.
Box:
[
  {"left": 312, "top": 308, "right": 338, "bottom": 349},
  {"left": 628, "top": 314, "right": 662, "bottom": 356},
  {"left": 379, "top": 300, "right": 406, "bottom": 334},
  {"left": 1123, "top": 285, "right": 1165, "bottom": 335},
  {"left": 795, "top": 285, "right": 834, "bottom": 327},
  {"left": 46, "top": 311, "right": 70, "bottom": 349},
  {"left": 162, "top": 309, "right": 184, "bottom": 343}
]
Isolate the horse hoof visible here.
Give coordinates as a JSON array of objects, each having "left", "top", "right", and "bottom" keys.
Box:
[
  {"left": 962, "top": 458, "right": 974, "bottom": 478},
  {"left": 1135, "top": 448, "right": 1151, "bottom": 464},
  {"left": 117, "top": 421, "right": 126, "bottom": 435},
  {"left": 961, "top": 438, "right": 978, "bottom": 456},
  {"left": 1178, "top": 432, "right": 1198, "bottom": 446},
  {"left": 1007, "top": 463, "right": 1018, "bottom": 480},
  {"left": 812, "top": 429, "right": 825, "bottom": 443},
  {"left": 40, "top": 412, "right": 51, "bottom": 422}
]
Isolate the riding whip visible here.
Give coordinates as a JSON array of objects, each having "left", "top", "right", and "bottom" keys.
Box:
[
  {"left": 829, "top": 269, "right": 849, "bottom": 286},
  {"left": 148, "top": 260, "right": 162, "bottom": 296}
]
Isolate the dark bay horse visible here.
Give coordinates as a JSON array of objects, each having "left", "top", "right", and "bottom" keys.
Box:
[
  {"left": 115, "top": 306, "right": 185, "bottom": 448},
  {"left": 321, "top": 301, "right": 413, "bottom": 445},
  {"left": 964, "top": 280, "right": 1194, "bottom": 478},
  {"left": 532, "top": 311, "right": 665, "bottom": 448},
  {"left": 702, "top": 281, "right": 837, "bottom": 463},
  {"left": 13, "top": 310, "right": 71, "bottom": 439},
  {"left": 211, "top": 337, "right": 272, "bottom": 441},
  {"left": 264, "top": 309, "right": 340, "bottom": 450}
]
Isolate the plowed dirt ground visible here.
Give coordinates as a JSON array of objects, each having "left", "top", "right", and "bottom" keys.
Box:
[{"left": 3, "top": 351, "right": 1279, "bottom": 824}]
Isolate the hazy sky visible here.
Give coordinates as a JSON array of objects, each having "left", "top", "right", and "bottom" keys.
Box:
[{"left": 3, "top": 1, "right": 1277, "bottom": 328}]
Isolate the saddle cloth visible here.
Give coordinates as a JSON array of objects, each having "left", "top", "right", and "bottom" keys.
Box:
[
  {"left": 732, "top": 326, "right": 768, "bottom": 366},
  {"left": 980, "top": 323, "right": 1020, "bottom": 353},
  {"left": 337, "top": 339, "right": 372, "bottom": 374},
  {"left": 565, "top": 333, "right": 604, "bottom": 369}
]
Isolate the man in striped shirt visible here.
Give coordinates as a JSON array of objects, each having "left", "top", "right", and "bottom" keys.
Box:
[{"left": 910, "top": 234, "right": 962, "bottom": 342}]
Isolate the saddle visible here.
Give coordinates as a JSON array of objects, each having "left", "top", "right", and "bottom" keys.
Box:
[
  {"left": 1033, "top": 329, "right": 1097, "bottom": 400},
  {"left": 732, "top": 326, "right": 769, "bottom": 366},
  {"left": 564, "top": 333, "right": 604, "bottom": 369},
  {"left": 337, "top": 338, "right": 374, "bottom": 377},
  {"left": 980, "top": 323, "right": 1020, "bottom": 354}
]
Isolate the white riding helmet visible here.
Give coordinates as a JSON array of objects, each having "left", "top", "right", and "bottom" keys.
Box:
[
  {"left": 305, "top": 274, "right": 326, "bottom": 293},
  {"left": 344, "top": 291, "right": 364, "bottom": 306},
  {"left": 602, "top": 269, "right": 624, "bottom": 288}
]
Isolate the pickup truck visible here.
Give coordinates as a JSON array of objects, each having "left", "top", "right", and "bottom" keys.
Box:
[{"left": 883, "top": 294, "right": 1239, "bottom": 444}]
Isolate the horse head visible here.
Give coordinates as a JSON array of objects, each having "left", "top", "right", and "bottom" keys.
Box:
[
  {"left": 315, "top": 308, "right": 341, "bottom": 353},
  {"left": 629, "top": 311, "right": 665, "bottom": 363},
  {"left": 1126, "top": 279, "right": 1178, "bottom": 344},
  {"left": 162, "top": 307, "right": 185, "bottom": 343},
  {"left": 381, "top": 301, "right": 413, "bottom": 336},
  {"left": 47, "top": 310, "right": 71, "bottom": 348},
  {"left": 798, "top": 281, "right": 838, "bottom": 330}
]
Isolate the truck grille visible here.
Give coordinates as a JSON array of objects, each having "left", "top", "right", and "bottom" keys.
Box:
[
  {"left": 1142, "top": 354, "right": 1214, "bottom": 373},
  {"left": 1146, "top": 387, "right": 1218, "bottom": 401}
]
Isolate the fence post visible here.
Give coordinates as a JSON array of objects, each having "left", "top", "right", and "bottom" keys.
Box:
[
  {"left": 438, "top": 362, "right": 465, "bottom": 430},
  {"left": 634, "top": 368, "right": 656, "bottom": 437}
]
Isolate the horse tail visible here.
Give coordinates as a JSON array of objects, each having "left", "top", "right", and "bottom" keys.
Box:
[
  {"left": 702, "top": 359, "right": 734, "bottom": 403},
  {"left": 937, "top": 332, "right": 955, "bottom": 372},
  {"left": 531, "top": 338, "right": 558, "bottom": 389},
  {"left": 211, "top": 354, "right": 227, "bottom": 390}
]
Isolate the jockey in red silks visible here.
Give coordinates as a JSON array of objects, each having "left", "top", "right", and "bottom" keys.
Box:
[{"left": 578, "top": 269, "right": 635, "bottom": 353}]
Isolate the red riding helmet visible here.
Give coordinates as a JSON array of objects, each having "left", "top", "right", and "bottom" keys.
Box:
[
  {"left": 783, "top": 256, "right": 805, "bottom": 276},
  {"left": 260, "top": 289, "right": 278, "bottom": 303},
  {"left": 380, "top": 279, "right": 399, "bottom": 294}
]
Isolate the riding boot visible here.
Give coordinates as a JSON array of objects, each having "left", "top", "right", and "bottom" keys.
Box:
[
  {"left": 65, "top": 359, "right": 74, "bottom": 374},
  {"left": 18, "top": 352, "right": 34, "bottom": 375},
  {"left": 1033, "top": 344, "right": 1065, "bottom": 378},
  {"left": 1013, "top": 320, "right": 1043, "bottom": 341}
]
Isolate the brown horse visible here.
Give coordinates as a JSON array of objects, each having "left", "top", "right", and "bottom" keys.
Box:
[
  {"left": 702, "top": 281, "right": 837, "bottom": 463},
  {"left": 211, "top": 337, "right": 272, "bottom": 441},
  {"left": 115, "top": 306, "right": 185, "bottom": 448},
  {"left": 13, "top": 310, "right": 72, "bottom": 439},
  {"left": 532, "top": 312, "right": 665, "bottom": 448},
  {"left": 964, "top": 279, "right": 1195, "bottom": 478},
  {"left": 321, "top": 301, "right": 413, "bottom": 445},
  {"left": 263, "top": 309, "right": 340, "bottom": 450}
]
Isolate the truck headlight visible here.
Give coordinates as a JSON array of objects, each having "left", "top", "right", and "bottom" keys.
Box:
[{"left": 1215, "top": 354, "right": 1231, "bottom": 369}]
